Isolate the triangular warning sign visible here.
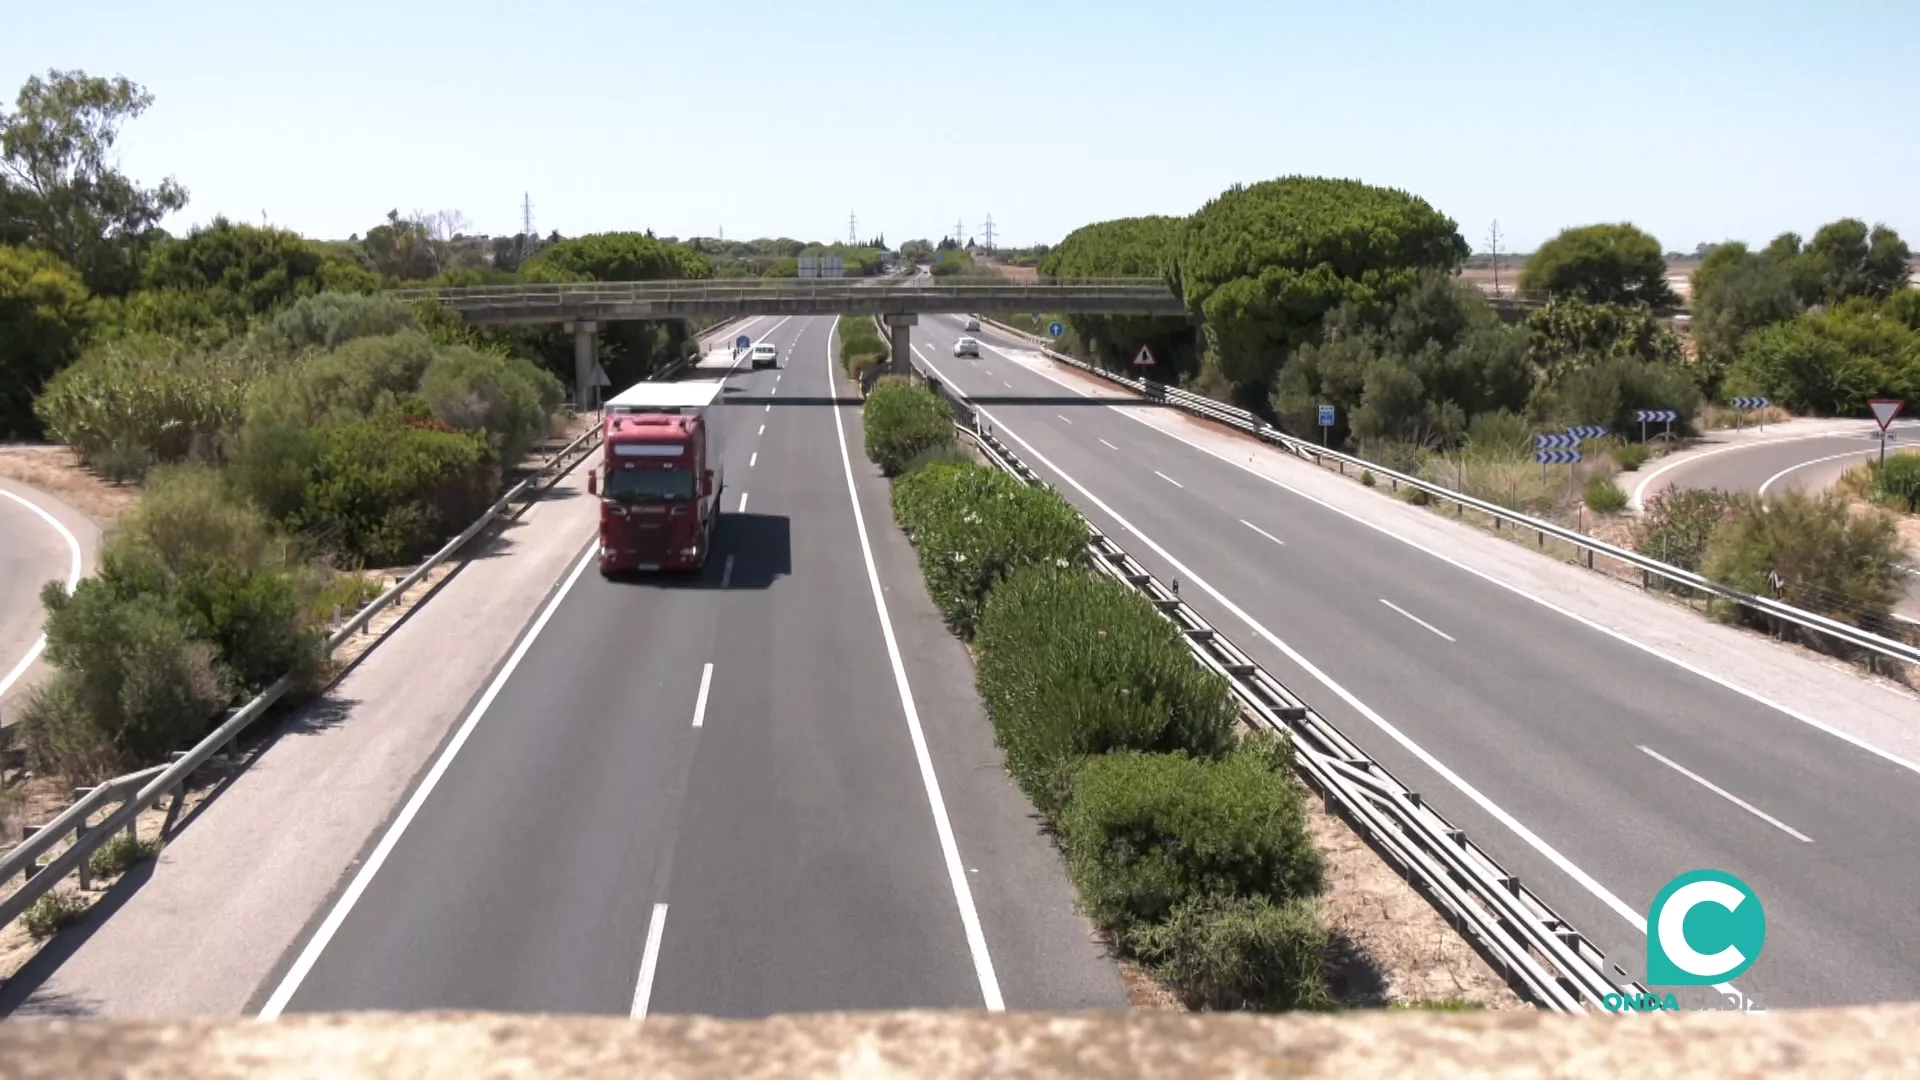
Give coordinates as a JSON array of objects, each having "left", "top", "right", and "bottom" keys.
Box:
[
  {"left": 1869, "top": 398, "right": 1904, "bottom": 430},
  {"left": 1133, "top": 345, "right": 1156, "bottom": 367},
  {"left": 590, "top": 363, "right": 612, "bottom": 387}
]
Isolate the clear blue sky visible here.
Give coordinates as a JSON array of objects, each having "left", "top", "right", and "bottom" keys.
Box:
[{"left": 7, "top": 0, "right": 1913, "bottom": 253}]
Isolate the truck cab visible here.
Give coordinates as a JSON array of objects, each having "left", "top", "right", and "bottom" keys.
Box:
[{"left": 587, "top": 380, "right": 727, "bottom": 575}]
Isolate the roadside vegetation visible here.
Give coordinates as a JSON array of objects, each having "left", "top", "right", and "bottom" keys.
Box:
[
  {"left": 864, "top": 384, "right": 1338, "bottom": 1011},
  {"left": 838, "top": 316, "right": 892, "bottom": 386}
]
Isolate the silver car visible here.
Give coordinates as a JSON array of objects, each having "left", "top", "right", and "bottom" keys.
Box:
[
  {"left": 954, "top": 337, "right": 980, "bottom": 358},
  {"left": 964, "top": 316, "right": 981, "bottom": 331}
]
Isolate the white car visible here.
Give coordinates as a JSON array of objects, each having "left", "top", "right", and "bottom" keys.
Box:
[
  {"left": 964, "top": 316, "right": 981, "bottom": 331},
  {"left": 749, "top": 343, "right": 778, "bottom": 369},
  {"left": 954, "top": 337, "right": 980, "bottom": 358}
]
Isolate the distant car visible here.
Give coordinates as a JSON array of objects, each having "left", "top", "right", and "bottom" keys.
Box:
[
  {"left": 964, "top": 316, "right": 981, "bottom": 331},
  {"left": 750, "top": 343, "right": 778, "bottom": 369},
  {"left": 954, "top": 337, "right": 980, "bottom": 358}
]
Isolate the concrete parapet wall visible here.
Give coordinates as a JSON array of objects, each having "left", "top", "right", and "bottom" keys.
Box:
[{"left": 4, "top": 1007, "right": 1918, "bottom": 1078}]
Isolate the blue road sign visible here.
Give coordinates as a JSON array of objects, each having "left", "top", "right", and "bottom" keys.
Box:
[
  {"left": 1317, "top": 404, "right": 1336, "bottom": 427},
  {"left": 735, "top": 335, "right": 751, "bottom": 351},
  {"left": 1634, "top": 410, "right": 1678, "bottom": 423},
  {"left": 1733, "top": 397, "right": 1771, "bottom": 410},
  {"left": 1567, "top": 425, "right": 1608, "bottom": 440},
  {"left": 1536, "top": 432, "right": 1578, "bottom": 448},
  {"left": 1535, "top": 449, "right": 1582, "bottom": 464},
  {"left": 1048, "top": 321, "right": 1064, "bottom": 337}
]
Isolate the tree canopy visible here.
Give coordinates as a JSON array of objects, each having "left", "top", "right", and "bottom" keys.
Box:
[
  {"left": 0, "top": 70, "right": 188, "bottom": 295},
  {"left": 1519, "top": 223, "right": 1679, "bottom": 308},
  {"left": 1176, "top": 177, "right": 1469, "bottom": 397},
  {"left": 0, "top": 243, "right": 95, "bottom": 437},
  {"left": 1040, "top": 216, "right": 1191, "bottom": 376}
]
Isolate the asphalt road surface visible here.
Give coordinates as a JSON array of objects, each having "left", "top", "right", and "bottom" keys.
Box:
[
  {"left": 911, "top": 313, "right": 1920, "bottom": 1009},
  {"left": 0, "top": 480, "right": 85, "bottom": 714},
  {"left": 263, "top": 315, "right": 1125, "bottom": 1018}
]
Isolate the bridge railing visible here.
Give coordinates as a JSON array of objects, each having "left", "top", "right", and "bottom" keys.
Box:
[{"left": 390, "top": 276, "right": 1175, "bottom": 303}]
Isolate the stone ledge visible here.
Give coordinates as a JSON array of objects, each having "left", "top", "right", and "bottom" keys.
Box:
[{"left": 3, "top": 1007, "right": 1918, "bottom": 1078}]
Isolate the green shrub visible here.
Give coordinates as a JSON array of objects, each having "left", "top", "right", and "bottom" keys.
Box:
[
  {"left": 1060, "top": 748, "right": 1324, "bottom": 934},
  {"left": 290, "top": 417, "right": 497, "bottom": 566},
  {"left": 419, "top": 344, "right": 563, "bottom": 461},
  {"left": 1129, "top": 895, "right": 1333, "bottom": 1011},
  {"left": 1583, "top": 477, "right": 1628, "bottom": 513},
  {"left": 34, "top": 332, "right": 265, "bottom": 465},
  {"left": 21, "top": 890, "right": 88, "bottom": 942},
  {"left": 1359, "top": 469, "right": 1376, "bottom": 487},
  {"left": 253, "top": 292, "right": 416, "bottom": 355},
  {"left": 1633, "top": 487, "right": 1734, "bottom": 574},
  {"left": 1871, "top": 452, "right": 1920, "bottom": 511},
  {"left": 839, "top": 317, "right": 891, "bottom": 377},
  {"left": 1702, "top": 490, "right": 1902, "bottom": 629},
  {"left": 900, "top": 441, "right": 974, "bottom": 475},
  {"left": 243, "top": 330, "right": 438, "bottom": 432},
  {"left": 1609, "top": 441, "right": 1652, "bottom": 471},
  {"left": 28, "top": 588, "right": 229, "bottom": 779},
  {"left": 864, "top": 385, "right": 956, "bottom": 476},
  {"left": 890, "top": 462, "right": 1089, "bottom": 637},
  {"left": 974, "top": 568, "right": 1241, "bottom": 817},
  {"left": 88, "top": 833, "right": 161, "bottom": 877}
]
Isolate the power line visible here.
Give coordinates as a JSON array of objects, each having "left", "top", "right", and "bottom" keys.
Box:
[
  {"left": 954, "top": 217, "right": 965, "bottom": 248},
  {"left": 982, "top": 214, "right": 996, "bottom": 252},
  {"left": 849, "top": 210, "right": 858, "bottom": 245}
]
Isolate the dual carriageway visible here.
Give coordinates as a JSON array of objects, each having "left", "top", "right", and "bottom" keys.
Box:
[{"left": 5, "top": 293, "right": 1920, "bottom": 1018}]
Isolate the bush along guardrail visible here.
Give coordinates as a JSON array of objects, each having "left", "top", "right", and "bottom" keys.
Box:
[
  {"left": 884, "top": 348, "right": 1650, "bottom": 1013},
  {"left": 0, "top": 316, "right": 751, "bottom": 939},
  {"left": 977, "top": 317, "right": 1920, "bottom": 675}
]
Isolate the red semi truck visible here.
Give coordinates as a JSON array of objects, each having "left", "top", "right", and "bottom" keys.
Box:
[{"left": 586, "top": 379, "right": 727, "bottom": 575}]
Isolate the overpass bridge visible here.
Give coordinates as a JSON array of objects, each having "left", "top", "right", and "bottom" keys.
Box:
[{"left": 388, "top": 278, "right": 1190, "bottom": 408}]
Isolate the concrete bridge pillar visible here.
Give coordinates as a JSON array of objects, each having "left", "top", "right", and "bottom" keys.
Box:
[
  {"left": 565, "top": 320, "right": 599, "bottom": 411},
  {"left": 883, "top": 313, "right": 918, "bottom": 375}
]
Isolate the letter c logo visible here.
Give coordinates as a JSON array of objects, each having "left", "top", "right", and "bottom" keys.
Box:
[{"left": 1645, "top": 870, "right": 1766, "bottom": 986}]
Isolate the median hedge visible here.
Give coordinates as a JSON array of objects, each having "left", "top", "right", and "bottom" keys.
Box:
[
  {"left": 973, "top": 566, "right": 1240, "bottom": 818},
  {"left": 839, "top": 315, "right": 890, "bottom": 383},
  {"left": 863, "top": 384, "right": 956, "bottom": 476},
  {"left": 860, "top": 411, "right": 1334, "bottom": 1011},
  {"left": 889, "top": 460, "right": 1089, "bottom": 637}
]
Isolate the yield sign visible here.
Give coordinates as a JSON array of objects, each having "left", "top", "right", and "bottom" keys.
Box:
[
  {"left": 1133, "top": 344, "right": 1156, "bottom": 367},
  {"left": 1869, "top": 398, "right": 1905, "bottom": 430}
]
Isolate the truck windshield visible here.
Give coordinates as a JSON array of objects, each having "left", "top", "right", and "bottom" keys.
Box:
[{"left": 603, "top": 467, "right": 697, "bottom": 503}]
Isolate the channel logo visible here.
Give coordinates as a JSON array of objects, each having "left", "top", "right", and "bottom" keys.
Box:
[{"left": 1645, "top": 869, "right": 1767, "bottom": 986}]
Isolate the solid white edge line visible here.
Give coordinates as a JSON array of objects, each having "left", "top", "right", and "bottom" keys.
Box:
[
  {"left": 1756, "top": 446, "right": 1882, "bottom": 497},
  {"left": 1379, "top": 598, "right": 1456, "bottom": 642},
  {"left": 721, "top": 554, "right": 735, "bottom": 589},
  {"left": 1630, "top": 424, "right": 1917, "bottom": 507},
  {"left": 911, "top": 345, "right": 1740, "bottom": 994},
  {"left": 257, "top": 541, "right": 601, "bottom": 1019},
  {"left": 0, "top": 489, "right": 86, "bottom": 699},
  {"left": 691, "top": 663, "right": 714, "bottom": 728},
  {"left": 1638, "top": 745, "right": 1814, "bottom": 843},
  {"left": 1153, "top": 470, "right": 1183, "bottom": 489},
  {"left": 1240, "top": 519, "right": 1285, "bottom": 546},
  {"left": 987, "top": 343, "right": 1920, "bottom": 781},
  {"left": 831, "top": 319, "right": 1005, "bottom": 1011},
  {"left": 630, "top": 902, "right": 669, "bottom": 1018}
]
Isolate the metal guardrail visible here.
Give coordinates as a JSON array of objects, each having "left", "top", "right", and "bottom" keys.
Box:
[
  {"left": 978, "top": 318, "right": 1920, "bottom": 669},
  {"left": 908, "top": 360, "right": 1643, "bottom": 1012},
  {"left": 0, "top": 316, "right": 750, "bottom": 929}
]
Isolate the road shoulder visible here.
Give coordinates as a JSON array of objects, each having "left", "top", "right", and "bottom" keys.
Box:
[{"left": 0, "top": 466, "right": 599, "bottom": 1019}]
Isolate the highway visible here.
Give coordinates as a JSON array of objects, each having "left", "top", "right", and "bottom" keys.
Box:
[
  {"left": 259, "top": 315, "right": 1126, "bottom": 1018},
  {"left": 915, "top": 312, "right": 1920, "bottom": 1008},
  {"left": 0, "top": 479, "right": 87, "bottom": 717}
]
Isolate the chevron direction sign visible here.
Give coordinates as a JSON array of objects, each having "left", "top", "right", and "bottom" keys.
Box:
[
  {"left": 1536, "top": 432, "right": 1579, "bottom": 449},
  {"left": 1536, "top": 449, "right": 1581, "bottom": 464},
  {"left": 1567, "top": 425, "right": 1607, "bottom": 440},
  {"left": 1634, "top": 410, "right": 1678, "bottom": 423},
  {"left": 1732, "top": 397, "right": 1771, "bottom": 409}
]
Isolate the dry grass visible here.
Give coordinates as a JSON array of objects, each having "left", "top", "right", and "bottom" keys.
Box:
[
  {"left": 0, "top": 443, "right": 141, "bottom": 526},
  {"left": 1697, "top": 402, "right": 1793, "bottom": 430}
]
